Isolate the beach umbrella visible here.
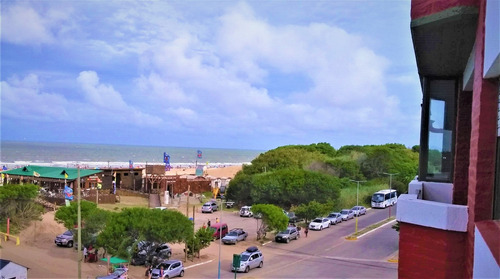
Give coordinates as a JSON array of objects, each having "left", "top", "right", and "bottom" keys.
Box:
[{"left": 100, "top": 257, "right": 128, "bottom": 264}]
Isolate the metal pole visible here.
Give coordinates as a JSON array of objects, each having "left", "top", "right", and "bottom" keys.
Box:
[
  {"left": 218, "top": 200, "right": 223, "bottom": 279},
  {"left": 350, "top": 180, "right": 366, "bottom": 233},
  {"left": 382, "top": 172, "right": 398, "bottom": 218},
  {"left": 77, "top": 168, "right": 82, "bottom": 279}
]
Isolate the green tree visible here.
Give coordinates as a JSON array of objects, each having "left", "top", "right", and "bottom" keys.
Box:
[
  {"left": 97, "top": 208, "right": 193, "bottom": 259},
  {"left": 251, "top": 204, "right": 288, "bottom": 240},
  {"left": 225, "top": 172, "right": 254, "bottom": 205},
  {"left": 293, "top": 201, "right": 330, "bottom": 224},
  {"left": 250, "top": 169, "right": 341, "bottom": 209},
  {"left": 54, "top": 200, "right": 98, "bottom": 229},
  {"left": 186, "top": 227, "right": 214, "bottom": 259},
  {"left": 0, "top": 184, "right": 43, "bottom": 233}
]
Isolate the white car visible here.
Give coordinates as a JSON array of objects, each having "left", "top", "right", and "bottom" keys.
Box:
[
  {"left": 340, "top": 209, "right": 355, "bottom": 220},
  {"left": 308, "top": 218, "right": 330, "bottom": 230},
  {"left": 239, "top": 206, "right": 253, "bottom": 217},
  {"left": 351, "top": 206, "right": 367, "bottom": 217}
]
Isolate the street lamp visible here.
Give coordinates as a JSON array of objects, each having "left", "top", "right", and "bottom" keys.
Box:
[
  {"left": 350, "top": 179, "right": 366, "bottom": 233},
  {"left": 382, "top": 172, "right": 398, "bottom": 218}
]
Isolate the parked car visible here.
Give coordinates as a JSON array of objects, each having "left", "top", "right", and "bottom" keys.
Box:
[
  {"left": 201, "top": 201, "right": 218, "bottom": 213},
  {"left": 326, "top": 212, "right": 343, "bottom": 225},
  {"left": 131, "top": 242, "right": 172, "bottom": 266},
  {"left": 308, "top": 218, "right": 330, "bottom": 230},
  {"left": 96, "top": 267, "right": 128, "bottom": 279},
  {"left": 54, "top": 230, "right": 74, "bottom": 248},
  {"left": 239, "top": 206, "right": 253, "bottom": 217},
  {"left": 340, "top": 209, "right": 355, "bottom": 221},
  {"left": 286, "top": 211, "right": 302, "bottom": 224},
  {"left": 225, "top": 200, "right": 235, "bottom": 208},
  {"left": 209, "top": 223, "right": 229, "bottom": 239},
  {"left": 231, "top": 246, "right": 264, "bottom": 273},
  {"left": 275, "top": 226, "right": 300, "bottom": 243},
  {"left": 150, "top": 260, "right": 184, "bottom": 279},
  {"left": 351, "top": 206, "right": 367, "bottom": 216},
  {"left": 222, "top": 228, "right": 248, "bottom": 245}
]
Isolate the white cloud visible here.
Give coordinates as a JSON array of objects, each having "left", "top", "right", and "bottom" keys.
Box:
[
  {"left": 1, "top": 2, "right": 74, "bottom": 46},
  {"left": 1, "top": 74, "right": 70, "bottom": 120}
]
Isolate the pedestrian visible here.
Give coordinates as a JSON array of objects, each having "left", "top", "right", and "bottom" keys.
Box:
[
  {"left": 145, "top": 264, "right": 153, "bottom": 279},
  {"left": 304, "top": 227, "right": 309, "bottom": 238},
  {"left": 216, "top": 217, "right": 219, "bottom": 223},
  {"left": 207, "top": 220, "right": 211, "bottom": 227},
  {"left": 83, "top": 246, "right": 88, "bottom": 262},
  {"left": 202, "top": 222, "right": 206, "bottom": 229},
  {"left": 159, "top": 265, "right": 165, "bottom": 279}
]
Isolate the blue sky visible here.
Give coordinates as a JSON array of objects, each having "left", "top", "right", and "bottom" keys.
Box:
[{"left": 1, "top": 0, "right": 421, "bottom": 151}]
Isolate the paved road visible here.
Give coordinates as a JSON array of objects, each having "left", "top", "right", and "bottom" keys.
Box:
[{"left": 185, "top": 206, "right": 398, "bottom": 278}]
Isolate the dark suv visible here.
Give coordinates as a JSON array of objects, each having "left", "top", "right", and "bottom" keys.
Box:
[
  {"left": 131, "top": 241, "right": 172, "bottom": 266},
  {"left": 275, "top": 226, "right": 300, "bottom": 243}
]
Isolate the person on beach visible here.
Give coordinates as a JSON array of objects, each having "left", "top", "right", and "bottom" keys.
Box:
[{"left": 207, "top": 220, "right": 211, "bottom": 227}]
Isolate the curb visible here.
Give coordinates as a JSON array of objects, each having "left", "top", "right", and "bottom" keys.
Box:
[{"left": 185, "top": 259, "right": 214, "bottom": 269}]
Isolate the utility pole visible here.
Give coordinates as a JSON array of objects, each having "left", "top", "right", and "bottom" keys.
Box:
[
  {"left": 185, "top": 185, "right": 190, "bottom": 263},
  {"left": 77, "top": 168, "right": 82, "bottom": 279},
  {"left": 350, "top": 180, "right": 366, "bottom": 233},
  {"left": 382, "top": 172, "right": 398, "bottom": 218}
]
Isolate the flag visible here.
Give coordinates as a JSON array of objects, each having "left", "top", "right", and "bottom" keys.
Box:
[
  {"left": 33, "top": 171, "right": 40, "bottom": 177},
  {"left": 197, "top": 150, "right": 202, "bottom": 159},
  {"left": 129, "top": 160, "right": 133, "bottom": 169},
  {"left": 64, "top": 173, "right": 68, "bottom": 179},
  {"left": 2, "top": 165, "right": 7, "bottom": 171}
]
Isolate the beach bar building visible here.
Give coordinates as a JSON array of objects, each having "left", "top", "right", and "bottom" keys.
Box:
[{"left": 396, "top": 0, "right": 499, "bottom": 278}]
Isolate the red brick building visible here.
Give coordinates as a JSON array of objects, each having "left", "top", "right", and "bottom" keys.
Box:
[{"left": 397, "top": 0, "right": 499, "bottom": 278}]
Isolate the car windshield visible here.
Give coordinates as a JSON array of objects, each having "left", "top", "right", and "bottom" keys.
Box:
[
  {"left": 372, "top": 194, "right": 384, "bottom": 202},
  {"left": 341, "top": 210, "right": 349, "bottom": 214},
  {"left": 158, "top": 263, "right": 171, "bottom": 269},
  {"left": 240, "top": 254, "right": 250, "bottom": 261},
  {"left": 312, "top": 219, "right": 322, "bottom": 223},
  {"left": 203, "top": 203, "right": 211, "bottom": 206},
  {"left": 226, "top": 231, "right": 238, "bottom": 236},
  {"left": 279, "top": 229, "right": 290, "bottom": 234},
  {"left": 328, "top": 214, "right": 336, "bottom": 217},
  {"left": 63, "top": 230, "right": 72, "bottom": 236},
  {"left": 352, "top": 206, "right": 359, "bottom": 210}
]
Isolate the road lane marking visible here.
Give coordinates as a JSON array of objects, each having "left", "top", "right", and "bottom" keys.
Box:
[
  {"left": 356, "top": 219, "right": 396, "bottom": 239},
  {"left": 184, "top": 259, "right": 213, "bottom": 269}
]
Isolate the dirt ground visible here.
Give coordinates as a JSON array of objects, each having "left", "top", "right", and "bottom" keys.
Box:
[{"left": 0, "top": 165, "right": 249, "bottom": 279}]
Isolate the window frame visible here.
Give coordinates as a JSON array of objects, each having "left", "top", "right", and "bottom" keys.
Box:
[{"left": 419, "top": 77, "right": 458, "bottom": 182}]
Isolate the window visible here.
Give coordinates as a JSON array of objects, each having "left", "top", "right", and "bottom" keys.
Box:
[
  {"left": 419, "top": 78, "right": 458, "bottom": 182},
  {"left": 494, "top": 85, "right": 500, "bottom": 219}
]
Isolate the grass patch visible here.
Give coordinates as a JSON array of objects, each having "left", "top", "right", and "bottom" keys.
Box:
[
  {"left": 98, "top": 196, "right": 149, "bottom": 212},
  {"left": 336, "top": 183, "right": 387, "bottom": 211},
  {"left": 346, "top": 216, "right": 396, "bottom": 239}
]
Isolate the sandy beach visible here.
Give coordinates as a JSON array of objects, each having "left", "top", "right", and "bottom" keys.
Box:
[{"left": 167, "top": 164, "right": 243, "bottom": 178}]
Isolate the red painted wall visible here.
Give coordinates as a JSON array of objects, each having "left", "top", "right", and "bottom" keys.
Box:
[
  {"left": 399, "top": 222, "right": 467, "bottom": 278},
  {"left": 411, "top": 0, "right": 479, "bottom": 20}
]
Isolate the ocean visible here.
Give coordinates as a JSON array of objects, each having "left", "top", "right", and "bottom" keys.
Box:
[{"left": 0, "top": 141, "right": 265, "bottom": 169}]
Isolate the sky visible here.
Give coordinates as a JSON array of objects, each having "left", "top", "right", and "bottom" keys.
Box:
[{"left": 1, "top": 0, "right": 422, "bottom": 151}]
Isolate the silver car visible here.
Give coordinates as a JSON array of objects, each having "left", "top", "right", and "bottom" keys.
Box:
[
  {"left": 222, "top": 228, "right": 248, "bottom": 245},
  {"left": 340, "top": 209, "right": 355, "bottom": 220},
  {"left": 326, "top": 212, "right": 343, "bottom": 225},
  {"left": 201, "top": 201, "right": 218, "bottom": 213},
  {"left": 151, "top": 260, "right": 184, "bottom": 279},
  {"left": 351, "top": 206, "right": 367, "bottom": 216},
  {"left": 275, "top": 226, "right": 300, "bottom": 243},
  {"left": 231, "top": 246, "right": 264, "bottom": 273}
]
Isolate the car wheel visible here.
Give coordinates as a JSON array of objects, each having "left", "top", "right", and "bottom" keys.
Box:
[
  {"left": 320, "top": 226, "right": 323, "bottom": 231},
  {"left": 167, "top": 251, "right": 172, "bottom": 258},
  {"left": 67, "top": 241, "right": 73, "bottom": 248},
  {"left": 179, "top": 270, "right": 185, "bottom": 277},
  {"left": 296, "top": 234, "right": 300, "bottom": 239},
  {"left": 258, "top": 261, "right": 263, "bottom": 268},
  {"left": 286, "top": 238, "right": 290, "bottom": 243},
  {"left": 245, "top": 266, "right": 250, "bottom": 273}
]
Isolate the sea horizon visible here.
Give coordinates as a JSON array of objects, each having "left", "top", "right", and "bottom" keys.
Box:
[{"left": 0, "top": 140, "right": 265, "bottom": 169}]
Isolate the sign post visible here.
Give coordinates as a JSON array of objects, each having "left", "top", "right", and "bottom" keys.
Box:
[{"left": 232, "top": 254, "right": 241, "bottom": 279}]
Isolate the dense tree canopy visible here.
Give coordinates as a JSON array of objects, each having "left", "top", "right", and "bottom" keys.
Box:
[
  {"left": 97, "top": 208, "right": 193, "bottom": 259},
  {"left": 54, "top": 200, "right": 99, "bottom": 229},
  {"left": 0, "top": 184, "right": 43, "bottom": 233},
  {"left": 227, "top": 143, "right": 418, "bottom": 209}
]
